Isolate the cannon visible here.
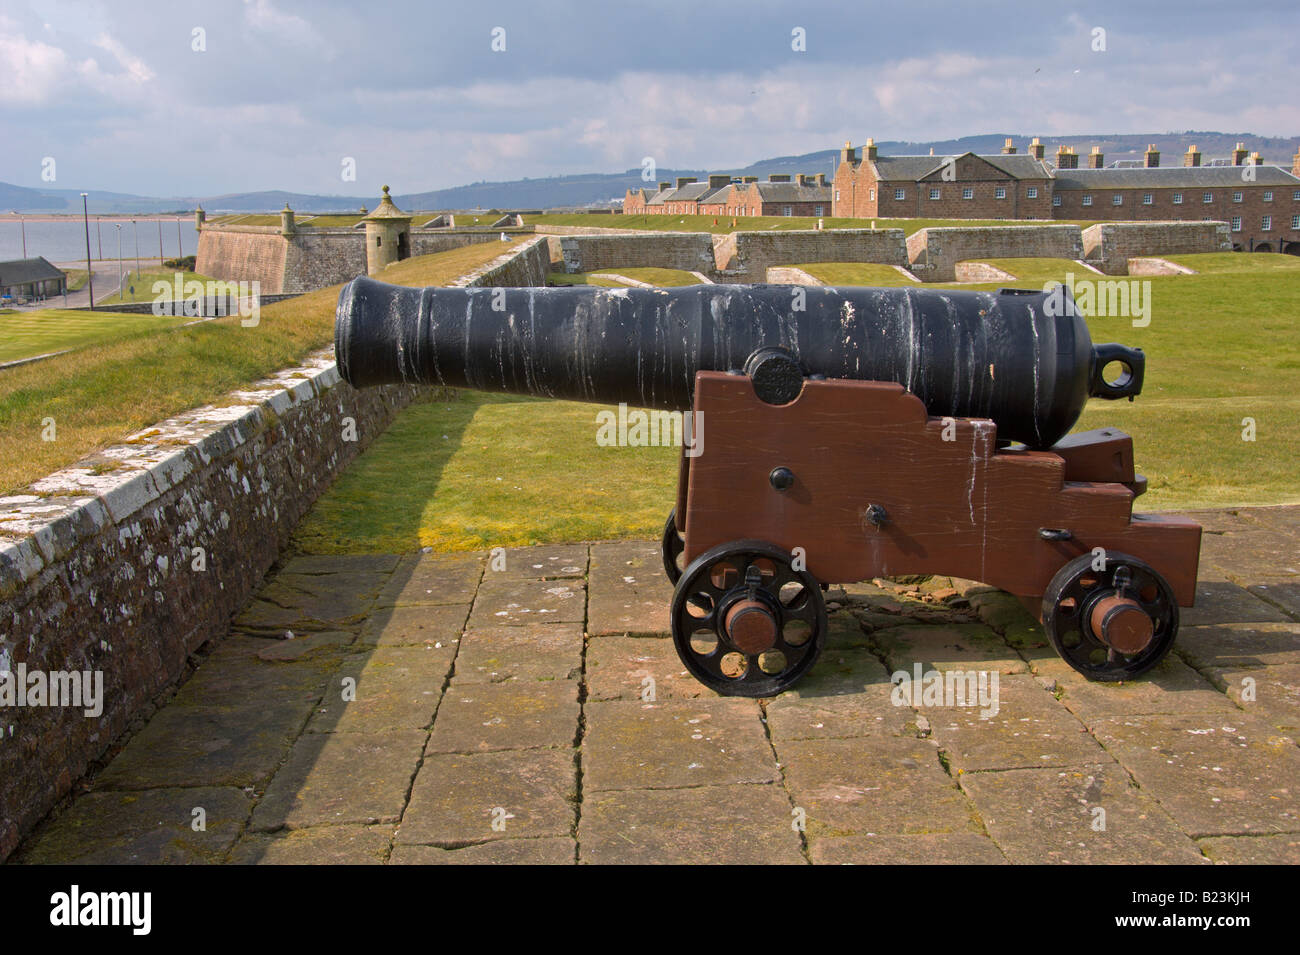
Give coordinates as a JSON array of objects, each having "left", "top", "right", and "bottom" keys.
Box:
[{"left": 336, "top": 277, "right": 1201, "bottom": 697}]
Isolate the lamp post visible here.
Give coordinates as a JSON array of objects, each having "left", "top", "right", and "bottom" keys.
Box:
[
  {"left": 13, "top": 211, "right": 26, "bottom": 258},
  {"left": 157, "top": 219, "right": 164, "bottom": 266},
  {"left": 97, "top": 216, "right": 103, "bottom": 260},
  {"left": 114, "top": 224, "right": 123, "bottom": 301},
  {"left": 81, "top": 193, "right": 95, "bottom": 310},
  {"left": 131, "top": 218, "right": 141, "bottom": 290},
  {"left": 176, "top": 218, "right": 183, "bottom": 261}
]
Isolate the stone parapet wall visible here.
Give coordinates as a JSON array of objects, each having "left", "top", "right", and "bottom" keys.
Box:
[
  {"left": 717, "top": 229, "right": 907, "bottom": 284},
  {"left": 1082, "top": 222, "right": 1232, "bottom": 275},
  {"left": 907, "top": 225, "right": 1084, "bottom": 282},
  {"left": 0, "top": 355, "right": 418, "bottom": 860}
]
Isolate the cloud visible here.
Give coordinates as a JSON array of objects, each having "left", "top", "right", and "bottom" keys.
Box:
[
  {"left": 92, "top": 33, "right": 154, "bottom": 83},
  {"left": 242, "top": 0, "right": 326, "bottom": 49}
]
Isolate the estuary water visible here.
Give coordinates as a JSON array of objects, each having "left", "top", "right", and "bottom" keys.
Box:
[{"left": 1, "top": 217, "right": 200, "bottom": 265}]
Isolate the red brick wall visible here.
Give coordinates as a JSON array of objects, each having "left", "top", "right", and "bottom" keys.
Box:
[{"left": 1055, "top": 183, "right": 1300, "bottom": 250}]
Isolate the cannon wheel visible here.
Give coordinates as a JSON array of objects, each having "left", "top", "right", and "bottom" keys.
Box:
[
  {"left": 1041, "top": 552, "right": 1179, "bottom": 682},
  {"left": 670, "top": 539, "right": 826, "bottom": 697},
  {"left": 661, "top": 508, "right": 685, "bottom": 584}
]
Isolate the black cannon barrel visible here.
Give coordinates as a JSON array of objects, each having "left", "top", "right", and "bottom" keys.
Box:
[{"left": 335, "top": 277, "right": 1143, "bottom": 449}]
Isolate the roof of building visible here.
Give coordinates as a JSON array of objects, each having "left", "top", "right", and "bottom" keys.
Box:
[
  {"left": 868, "top": 153, "right": 1053, "bottom": 182},
  {"left": 1052, "top": 165, "right": 1300, "bottom": 189},
  {"left": 363, "top": 185, "right": 411, "bottom": 221},
  {"left": 662, "top": 182, "right": 712, "bottom": 202},
  {"left": 699, "top": 184, "right": 733, "bottom": 204},
  {"left": 739, "top": 181, "right": 832, "bottom": 202},
  {"left": 0, "top": 256, "right": 65, "bottom": 286}
]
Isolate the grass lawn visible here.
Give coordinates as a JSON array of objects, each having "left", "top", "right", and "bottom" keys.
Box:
[
  {"left": 63, "top": 269, "right": 89, "bottom": 292},
  {"left": 292, "top": 391, "right": 678, "bottom": 554},
  {"left": 547, "top": 267, "right": 702, "bottom": 287},
  {"left": 95, "top": 269, "right": 221, "bottom": 305},
  {"left": 0, "top": 308, "right": 187, "bottom": 364},
  {"left": 796, "top": 262, "right": 917, "bottom": 285},
  {"left": 0, "top": 240, "right": 523, "bottom": 494},
  {"left": 293, "top": 250, "right": 1300, "bottom": 554},
  {"left": 534, "top": 212, "right": 1098, "bottom": 237}
]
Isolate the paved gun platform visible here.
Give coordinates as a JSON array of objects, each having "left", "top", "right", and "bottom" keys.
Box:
[{"left": 11, "top": 506, "right": 1300, "bottom": 864}]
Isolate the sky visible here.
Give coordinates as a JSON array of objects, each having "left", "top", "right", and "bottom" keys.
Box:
[{"left": 1, "top": 0, "right": 1297, "bottom": 197}]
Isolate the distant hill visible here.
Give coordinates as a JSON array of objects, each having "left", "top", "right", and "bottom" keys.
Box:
[{"left": 3, "top": 132, "right": 1295, "bottom": 214}]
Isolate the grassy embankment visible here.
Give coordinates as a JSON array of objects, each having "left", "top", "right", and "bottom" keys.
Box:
[{"left": 0, "top": 240, "right": 521, "bottom": 494}]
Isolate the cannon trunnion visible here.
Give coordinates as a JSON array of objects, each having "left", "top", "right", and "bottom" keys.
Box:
[{"left": 336, "top": 277, "right": 1200, "bottom": 696}]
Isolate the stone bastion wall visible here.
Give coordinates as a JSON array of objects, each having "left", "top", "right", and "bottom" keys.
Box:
[
  {"left": 0, "top": 238, "right": 548, "bottom": 860},
  {"left": 197, "top": 224, "right": 534, "bottom": 295}
]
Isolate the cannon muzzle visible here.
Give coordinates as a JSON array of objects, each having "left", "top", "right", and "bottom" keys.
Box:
[{"left": 335, "top": 276, "right": 1143, "bottom": 448}]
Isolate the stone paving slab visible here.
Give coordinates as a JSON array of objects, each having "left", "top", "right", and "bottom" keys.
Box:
[
  {"left": 1177, "top": 622, "right": 1300, "bottom": 669},
  {"left": 94, "top": 700, "right": 310, "bottom": 790},
  {"left": 425, "top": 680, "right": 580, "bottom": 753},
  {"left": 1247, "top": 581, "right": 1300, "bottom": 617},
  {"left": 777, "top": 736, "right": 978, "bottom": 836},
  {"left": 1200, "top": 521, "right": 1300, "bottom": 581},
  {"left": 250, "top": 729, "right": 427, "bottom": 831},
  {"left": 374, "top": 554, "right": 484, "bottom": 608},
  {"left": 587, "top": 541, "right": 672, "bottom": 635},
  {"left": 872, "top": 623, "right": 1029, "bottom": 674},
  {"left": 468, "top": 576, "right": 585, "bottom": 627},
  {"left": 1181, "top": 580, "right": 1290, "bottom": 627},
  {"left": 926, "top": 674, "right": 1108, "bottom": 772},
  {"left": 454, "top": 623, "right": 584, "bottom": 685},
  {"left": 579, "top": 784, "right": 805, "bottom": 864},
  {"left": 307, "top": 647, "right": 452, "bottom": 733},
  {"left": 1197, "top": 833, "right": 1300, "bottom": 864},
  {"left": 233, "top": 567, "right": 389, "bottom": 633},
  {"left": 15, "top": 788, "right": 251, "bottom": 864},
  {"left": 1208, "top": 663, "right": 1300, "bottom": 733},
  {"left": 228, "top": 824, "right": 394, "bottom": 864},
  {"left": 585, "top": 635, "right": 714, "bottom": 701},
  {"left": 168, "top": 634, "right": 341, "bottom": 710},
  {"left": 583, "top": 699, "right": 777, "bottom": 791},
  {"left": 390, "top": 837, "right": 577, "bottom": 865},
  {"left": 1055, "top": 657, "right": 1239, "bottom": 725},
  {"left": 397, "top": 749, "right": 575, "bottom": 845},
  {"left": 809, "top": 832, "right": 1007, "bottom": 865},
  {"left": 1089, "top": 713, "right": 1300, "bottom": 836},
  {"left": 359, "top": 604, "right": 471, "bottom": 647},
  {"left": 959, "top": 762, "right": 1207, "bottom": 864},
  {"left": 485, "top": 545, "right": 588, "bottom": 581}
]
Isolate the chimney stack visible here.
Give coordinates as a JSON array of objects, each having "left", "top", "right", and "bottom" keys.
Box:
[
  {"left": 1087, "top": 146, "right": 1105, "bottom": 169},
  {"left": 658, "top": 181, "right": 671, "bottom": 192},
  {"left": 1248, "top": 151, "right": 1263, "bottom": 166},
  {"left": 864, "top": 137, "right": 878, "bottom": 162},
  {"left": 1144, "top": 144, "right": 1160, "bottom": 168},
  {"left": 1029, "top": 137, "right": 1045, "bottom": 160},
  {"left": 742, "top": 176, "right": 758, "bottom": 184},
  {"left": 1232, "top": 142, "right": 1248, "bottom": 165},
  {"left": 839, "top": 141, "right": 857, "bottom": 165},
  {"left": 1184, "top": 145, "right": 1201, "bottom": 167},
  {"left": 708, "top": 174, "right": 730, "bottom": 188},
  {"left": 1055, "top": 146, "right": 1078, "bottom": 169},
  {"left": 768, "top": 174, "right": 791, "bottom": 182},
  {"left": 1001, "top": 137, "right": 1017, "bottom": 154},
  {"left": 675, "top": 177, "right": 696, "bottom": 189},
  {"left": 816, "top": 173, "right": 827, "bottom": 187},
  {"left": 1293, "top": 147, "right": 1300, "bottom": 178}
]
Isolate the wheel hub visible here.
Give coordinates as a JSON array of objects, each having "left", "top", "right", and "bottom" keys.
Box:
[
  {"left": 1088, "top": 594, "right": 1154, "bottom": 653},
  {"left": 724, "top": 598, "right": 779, "bottom": 654}
]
